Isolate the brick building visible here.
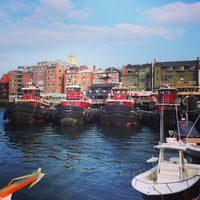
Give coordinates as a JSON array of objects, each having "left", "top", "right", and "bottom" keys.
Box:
[
  {"left": 92, "top": 66, "right": 120, "bottom": 85},
  {"left": 0, "top": 74, "right": 9, "bottom": 99},
  {"left": 5, "top": 57, "right": 200, "bottom": 101},
  {"left": 8, "top": 70, "right": 18, "bottom": 98},
  {"left": 76, "top": 68, "right": 92, "bottom": 91},
  {"left": 44, "top": 64, "right": 66, "bottom": 94},
  {"left": 33, "top": 62, "right": 48, "bottom": 93},
  {"left": 121, "top": 58, "right": 200, "bottom": 91}
]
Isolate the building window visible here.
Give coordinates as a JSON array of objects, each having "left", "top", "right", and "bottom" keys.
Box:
[{"left": 166, "top": 67, "right": 173, "bottom": 72}]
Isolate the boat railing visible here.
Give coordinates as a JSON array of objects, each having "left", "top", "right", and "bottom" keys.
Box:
[
  {"left": 157, "top": 101, "right": 180, "bottom": 105},
  {"left": 133, "top": 156, "right": 158, "bottom": 178},
  {"left": 133, "top": 168, "right": 146, "bottom": 177},
  {"left": 133, "top": 166, "right": 152, "bottom": 178},
  {"left": 91, "top": 99, "right": 106, "bottom": 104}
]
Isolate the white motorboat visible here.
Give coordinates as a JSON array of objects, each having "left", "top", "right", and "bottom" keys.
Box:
[
  {"left": 132, "top": 142, "right": 200, "bottom": 199},
  {"left": 132, "top": 86, "right": 200, "bottom": 199}
]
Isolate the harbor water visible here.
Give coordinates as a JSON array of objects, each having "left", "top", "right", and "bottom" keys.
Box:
[{"left": 0, "top": 107, "right": 160, "bottom": 200}]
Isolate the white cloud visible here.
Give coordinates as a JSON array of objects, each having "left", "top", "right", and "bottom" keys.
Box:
[
  {"left": 67, "top": 9, "right": 92, "bottom": 21},
  {"left": 0, "top": 0, "right": 200, "bottom": 75},
  {"left": 34, "top": 0, "right": 91, "bottom": 22},
  {"left": 41, "top": 0, "right": 73, "bottom": 10},
  {"left": 1, "top": 0, "right": 196, "bottom": 49},
  {"left": 0, "top": 20, "right": 187, "bottom": 56},
  {"left": 35, "top": 0, "right": 72, "bottom": 20},
  {"left": 144, "top": 2, "right": 200, "bottom": 26},
  {"left": 3, "top": 1, "right": 30, "bottom": 11}
]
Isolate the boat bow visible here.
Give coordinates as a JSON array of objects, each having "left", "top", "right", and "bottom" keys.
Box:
[{"left": 0, "top": 168, "right": 45, "bottom": 200}]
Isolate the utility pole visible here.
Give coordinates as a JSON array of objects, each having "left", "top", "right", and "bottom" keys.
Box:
[{"left": 151, "top": 59, "right": 156, "bottom": 91}]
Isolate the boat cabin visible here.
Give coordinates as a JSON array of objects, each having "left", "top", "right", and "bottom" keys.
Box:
[
  {"left": 87, "top": 84, "right": 116, "bottom": 99},
  {"left": 21, "top": 82, "right": 40, "bottom": 101},
  {"left": 156, "top": 143, "right": 188, "bottom": 183},
  {"left": 61, "top": 85, "right": 91, "bottom": 109},
  {"left": 108, "top": 87, "right": 131, "bottom": 101},
  {"left": 157, "top": 87, "right": 178, "bottom": 104},
  {"left": 66, "top": 85, "right": 84, "bottom": 100}
]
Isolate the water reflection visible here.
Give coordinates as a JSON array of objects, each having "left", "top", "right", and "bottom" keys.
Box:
[{"left": 0, "top": 107, "right": 160, "bottom": 200}]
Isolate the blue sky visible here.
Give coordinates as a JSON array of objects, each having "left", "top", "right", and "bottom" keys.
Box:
[{"left": 0, "top": 0, "right": 200, "bottom": 76}]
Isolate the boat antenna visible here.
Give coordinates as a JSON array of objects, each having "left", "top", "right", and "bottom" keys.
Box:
[
  {"left": 186, "top": 114, "right": 200, "bottom": 139},
  {"left": 175, "top": 104, "right": 181, "bottom": 140},
  {"left": 160, "top": 106, "right": 164, "bottom": 143},
  {"left": 185, "top": 96, "right": 189, "bottom": 126}
]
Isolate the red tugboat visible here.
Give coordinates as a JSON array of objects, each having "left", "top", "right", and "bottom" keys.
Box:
[
  {"left": 98, "top": 84, "right": 138, "bottom": 127},
  {"left": 156, "top": 86, "right": 178, "bottom": 109},
  {"left": 156, "top": 86, "right": 199, "bottom": 137},
  {"left": 132, "top": 86, "right": 200, "bottom": 200},
  {"left": 0, "top": 168, "right": 45, "bottom": 200},
  {"left": 54, "top": 85, "right": 93, "bottom": 126},
  {"left": 154, "top": 86, "right": 181, "bottom": 136},
  {"left": 3, "top": 82, "right": 53, "bottom": 125}
]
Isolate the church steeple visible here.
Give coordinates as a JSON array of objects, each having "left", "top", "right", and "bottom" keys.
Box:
[{"left": 68, "top": 54, "right": 76, "bottom": 66}]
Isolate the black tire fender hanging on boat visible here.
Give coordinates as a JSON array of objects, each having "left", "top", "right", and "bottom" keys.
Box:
[
  {"left": 44, "top": 111, "right": 50, "bottom": 121},
  {"left": 85, "top": 112, "right": 90, "bottom": 122},
  {"left": 35, "top": 109, "right": 41, "bottom": 118},
  {"left": 3, "top": 110, "right": 8, "bottom": 120}
]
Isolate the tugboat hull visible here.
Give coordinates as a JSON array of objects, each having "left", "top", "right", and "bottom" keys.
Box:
[
  {"left": 3, "top": 104, "right": 52, "bottom": 125},
  {"left": 54, "top": 105, "right": 85, "bottom": 126},
  {"left": 98, "top": 104, "right": 137, "bottom": 127}
]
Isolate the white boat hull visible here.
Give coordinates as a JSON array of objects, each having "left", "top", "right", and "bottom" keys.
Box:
[
  {"left": 132, "top": 170, "right": 200, "bottom": 194},
  {"left": 132, "top": 164, "right": 200, "bottom": 199}
]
